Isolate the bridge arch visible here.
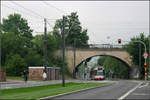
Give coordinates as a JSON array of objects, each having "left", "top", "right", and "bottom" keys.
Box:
[
  {"left": 76, "top": 54, "right": 131, "bottom": 69},
  {"left": 56, "top": 48, "right": 132, "bottom": 74},
  {"left": 75, "top": 54, "right": 131, "bottom": 79}
]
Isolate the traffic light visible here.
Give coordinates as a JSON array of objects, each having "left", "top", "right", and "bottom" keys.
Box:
[
  {"left": 144, "top": 63, "right": 147, "bottom": 66},
  {"left": 118, "top": 39, "right": 121, "bottom": 44}
]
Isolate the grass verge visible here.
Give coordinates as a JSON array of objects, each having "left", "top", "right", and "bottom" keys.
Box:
[
  {"left": 7, "top": 76, "right": 23, "bottom": 80},
  {"left": 1, "top": 82, "right": 110, "bottom": 100}
]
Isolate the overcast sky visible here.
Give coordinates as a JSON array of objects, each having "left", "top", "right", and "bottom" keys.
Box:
[{"left": 1, "top": 1, "right": 149, "bottom": 45}]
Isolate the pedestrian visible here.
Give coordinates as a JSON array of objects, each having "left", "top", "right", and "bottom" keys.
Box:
[
  {"left": 22, "top": 69, "right": 28, "bottom": 83},
  {"left": 43, "top": 70, "right": 47, "bottom": 81}
]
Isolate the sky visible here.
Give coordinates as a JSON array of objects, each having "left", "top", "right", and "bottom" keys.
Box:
[{"left": 1, "top": 1, "right": 149, "bottom": 45}]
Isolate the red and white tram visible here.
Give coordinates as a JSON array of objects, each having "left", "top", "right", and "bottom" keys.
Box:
[{"left": 91, "top": 66, "right": 105, "bottom": 80}]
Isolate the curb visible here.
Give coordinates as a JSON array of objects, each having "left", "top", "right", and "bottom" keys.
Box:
[{"left": 40, "top": 82, "right": 116, "bottom": 100}]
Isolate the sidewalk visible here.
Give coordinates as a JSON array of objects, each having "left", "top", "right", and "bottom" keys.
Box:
[{"left": 0, "top": 80, "right": 114, "bottom": 90}]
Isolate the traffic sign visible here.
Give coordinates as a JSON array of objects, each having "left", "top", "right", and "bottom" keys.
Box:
[
  {"left": 144, "top": 67, "right": 149, "bottom": 69},
  {"left": 143, "top": 52, "right": 148, "bottom": 59}
]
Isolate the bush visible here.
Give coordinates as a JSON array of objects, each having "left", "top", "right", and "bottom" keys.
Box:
[{"left": 5, "top": 54, "right": 27, "bottom": 76}]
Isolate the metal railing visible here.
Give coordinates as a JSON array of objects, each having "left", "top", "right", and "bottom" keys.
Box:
[{"left": 60, "top": 44, "right": 125, "bottom": 49}]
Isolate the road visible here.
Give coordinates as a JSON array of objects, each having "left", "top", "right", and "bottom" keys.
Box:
[{"left": 48, "top": 80, "right": 150, "bottom": 100}]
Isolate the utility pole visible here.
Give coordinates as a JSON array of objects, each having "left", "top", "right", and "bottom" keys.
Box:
[
  {"left": 62, "top": 16, "right": 65, "bottom": 87},
  {"left": 149, "top": 34, "right": 150, "bottom": 75},
  {"left": 139, "top": 43, "right": 141, "bottom": 78},
  {"left": 44, "top": 18, "right": 47, "bottom": 77},
  {"left": 73, "top": 39, "right": 76, "bottom": 78},
  {"left": 0, "top": 20, "right": 2, "bottom": 97}
]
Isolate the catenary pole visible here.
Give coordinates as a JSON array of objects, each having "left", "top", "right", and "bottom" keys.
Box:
[
  {"left": 44, "top": 18, "right": 47, "bottom": 77},
  {"left": 73, "top": 39, "right": 76, "bottom": 78},
  {"left": 62, "top": 16, "right": 65, "bottom": 87}
]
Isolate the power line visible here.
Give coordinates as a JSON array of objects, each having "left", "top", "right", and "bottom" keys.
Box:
[
  {"left": 10, "top": 1, "right": 58, "bottom": 21},
  {"left": 10, "top": 1, "right": 44, "bottom": 19},
  {"left": 2, "top": 3, "right": 57, "bottom": 22},
  {"left": 2, "top": 4, "right": 42, "bottom": 20},
  {"left": 42, "top": 0, "right": 67, "bottom": 15}
]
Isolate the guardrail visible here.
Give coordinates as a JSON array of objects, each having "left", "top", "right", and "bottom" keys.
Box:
[{"left": 57, "top": 44, "right": 125, "bottom": 49}]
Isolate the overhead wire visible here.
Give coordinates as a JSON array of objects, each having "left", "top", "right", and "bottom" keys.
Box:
[
  {"left": 10, "top": 1, "right": 44, "bottom": 19},
  {"left": 2, "top": 2, "right": 58, "bottom": 35},
  {"left": 42, "top": 0, "right": 67, "bottom": 15},
  {"left": 10, "top": 1, "right": 58, "bottom": 21},
  {"left": 1, "top": 4, "right": 42, "bottom": 20}
]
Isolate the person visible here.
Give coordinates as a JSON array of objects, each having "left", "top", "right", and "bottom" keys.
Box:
[
  {"left": 22, "top": 70, "right": 28, "bottom": 83},
  {"left": 43, "top": 70, "right": 47, "bottom": 81}
]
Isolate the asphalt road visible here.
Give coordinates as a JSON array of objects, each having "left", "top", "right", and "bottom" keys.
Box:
[
  {"left": 125, "top": 81, "right": 150, "bottom": 99},
  {"left": 49, "top": 80, "right": 149, "bottom": 100}
]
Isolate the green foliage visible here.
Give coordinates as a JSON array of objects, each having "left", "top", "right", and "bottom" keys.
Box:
[
  {"left": 98, "top": 56, "right": 129, "bottom": 79},
  {"left": 53, "top": 12, "right": 89, "bottom": 47},
  {"left": 5, "top": 54, "right": 27, "bottom": 76},
  {"left": 1, "top": 13, "right": 33, "bottom": 39},
  {"left": 32, "top": 33, "right": 61, "bottom": 67},
  {"left": 1, "top": 12, "right": 88, "bottom": 77},
  {"left": 24, "top": 49, "right": 44, "bottom": 66},
  {"left": 52, "top": 56, "right": 70, "bottom": 75},
  {"left": 125, "top": 33, "right": 149, "bottom": 79},
  {"left": 1, "top": 32, "right": 28, "bottom": 65},
  {"left": 97, "top": 56, "right": 107, "bottom": 66}
]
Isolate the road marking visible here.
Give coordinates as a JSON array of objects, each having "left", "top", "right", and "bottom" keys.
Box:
[
  {"left": 133, "top": 93, "right": 149, "bottom": 95},
  {"left": 118, "top": 82, "right": 143, "bottom": 100},
  {"left": 138, "top": 82, "right": 149, "bottom": 88}
]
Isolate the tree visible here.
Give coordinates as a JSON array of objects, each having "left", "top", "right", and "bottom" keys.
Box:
[
  {"left": 24, "top": 49, "right": 44, "bottom": 67},
  {"left": 53, "top": 12, "right": 89, "bottom": 47},
  {"left": 97, "top": 56, "right": 107, "bottom": 66},
  {"left": 125, "top": 33, "right": 149, "bottom": 79},
  {"left": 1, "top": 13, "right": 33, "bottom": 48},
  {"left": 1, "top": 13, "right": 33, "bottom": 39},
  {"left": 1, "top": 32, "right": 28, "bottom": 66},
  {"left": 102, "top": 56, "right": 129, "bottom": 79},
  {"left": 5, "top": 54, "right": 27, "bottom": 76},
  {"left": 32, "top": 33, "right": 60, "bottom": 66}
]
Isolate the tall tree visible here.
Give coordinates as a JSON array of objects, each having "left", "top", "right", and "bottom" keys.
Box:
[
  {"left": 1, "top": 32, "right": 27, "bottom": 66},
  {"left": 53, "top": 12, "right": 89, "bottom": 47},
  {"left": 1, "top": 13, "right": 33, "bottom": 38},
  {"left": 1, "top": 13, "right": 33, "bottom": 48}
]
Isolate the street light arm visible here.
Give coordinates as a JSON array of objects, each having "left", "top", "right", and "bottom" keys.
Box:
[
  {"left": 134, "top": 41, "right": 147, "bottom": 52},
  {"left": 123, "top": 40, "right": 147, "bottom": 53}
]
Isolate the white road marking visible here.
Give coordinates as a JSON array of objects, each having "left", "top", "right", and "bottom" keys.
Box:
[
  {"left": 138, "top": 82, "right": 149, "bottom": 88},
  {"left": 118, "top": 82, "right": 143, "bottom": 100},
  {"left": 132, "top": 93, "right": 149, "bottom": 95}
]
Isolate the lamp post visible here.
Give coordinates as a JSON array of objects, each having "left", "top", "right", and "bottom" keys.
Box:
[
  {"left": 122, "top": 40, "right": 148, "bottom": 80},
  {"left": 134, "top": 40, "right": 147, "bottom": 66}
]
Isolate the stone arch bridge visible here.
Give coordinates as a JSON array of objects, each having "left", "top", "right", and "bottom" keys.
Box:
[{"left": 56, "top": 44, "right": 132, "bottom": 74}]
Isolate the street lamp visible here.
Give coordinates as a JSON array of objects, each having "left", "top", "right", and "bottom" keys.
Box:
[
  {"left": 119, "top": 40, "right": 148, "bottom": 80},
  {"left": 133, "top": 40, "right": 147, "bottom": 68}
]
